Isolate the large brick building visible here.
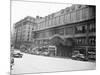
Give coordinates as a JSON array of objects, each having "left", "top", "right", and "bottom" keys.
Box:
[
  {"left": 14, "top": 16, "right": 36, "bottom": 48},
  {"left": 32, "top": 5, "right": 96, "bottom": 58}
]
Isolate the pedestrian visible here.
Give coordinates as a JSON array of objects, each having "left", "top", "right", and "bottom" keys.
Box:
[{"left": 11, "top": 57, "right": 14, "bottom": 70}]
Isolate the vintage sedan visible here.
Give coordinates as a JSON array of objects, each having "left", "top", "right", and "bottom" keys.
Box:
[
  {"left": 72, "top": 51, "right": 86, "bottom": 61},
  {"left": 13, "top": 50, "right": 23, "bottom": 58},
  {"left": 13, "top": 53, "right": 23, "bottom": 58}
]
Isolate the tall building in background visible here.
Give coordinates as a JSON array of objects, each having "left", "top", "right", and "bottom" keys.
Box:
[{"left": 14, "top": 16, "right": 36, "bottom": 48}]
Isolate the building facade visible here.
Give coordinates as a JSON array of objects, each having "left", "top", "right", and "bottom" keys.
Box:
[
  {"left": 14, "top": 16, "right": 36, "bottom": 49},
  {"left": 32, "top": 5, "right": 96, "bottom": 58}
]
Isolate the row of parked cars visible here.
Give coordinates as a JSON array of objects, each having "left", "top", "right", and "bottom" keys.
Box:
[
  {"left": 72, "top": 51, "right": 86, "bottom": 61},
  {"left": 31, "top": 46, "right": 57, "bottom": 56},
  {"left": 11, "top": 45, "right": 95, "bottom": 61},
  {"left": 71, "top": 49, "right": 96, "bottom": 61},
  {"left": 20, "top": 45, "right": 57, "bottom": 56}
]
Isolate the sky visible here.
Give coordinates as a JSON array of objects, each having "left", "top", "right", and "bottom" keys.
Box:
[{"left": 11, "top": 0, "right": 72, "bottom": 31}]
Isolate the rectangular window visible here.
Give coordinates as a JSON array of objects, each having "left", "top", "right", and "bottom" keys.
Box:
[
  {"left": 40, "top": 22, "right": 42, "bottom": 29},
  {"left": 80, "top": 9, "right": 83, "bottom": 21},
  {"left": 88, "top": 23, "right": 95, "bottom": 32},
  {"left": 56, "top": 16, "right": 59, "bottom": 25},
  {"left": 42, "top": 22, "right": 44, "bottom": 29},
  {"left": 75, "top": 25, "right": 87, "bottom": 34},
  {"left": 82, "top": 7, "right": 89, "bottom": 20},
  {"left": 45, "top": 30, "right": 49, "bottom": 37},
  {"left": 59, "top": 15, "right": 64, "bottom": 25},
  {"left": 45, "top": 20, "right": 48, "bottom": 28},
  {"left": 52, "top": 18, "right": 55, "bottom": 26},
  {"left": 89, "top": 7, "right": 96, "bottom": 19},
  {"left": 39, "top": 23, "right": 41, "bottom": 30},
  {"left": 58, "top": 28, "right": 64, "bottom": 35},
  {"left": 70, "top": 12, "right": 76, "bottom": 23},
  {"left": 76, "top": 10, "right": 80, "bottom": 21},
  {"left": 88, "top": 36, "right": 95, "bottom": 46},
  {"left": 65, "top": 27, "right": 73, "bottom": 35},
  {"left": 55, "top": 17, "right": 59, "bottom": 26},
  {"left": 50, "top": 29, "right": 57, "bottom": 36},
  {"left": 67, "top": 13, "right": 71, "bottom": 23},
  {"left": 38, "top": 24, "right": 40, "bottom": 30},
  {"left": 64, "top": 14, "right": 68, "bottom": 24},
  {"left": 40, "top": 23, "right": 42, "bottom": 29},
  {"left": 50, "top": 19, "right": 53, "bottom": 26},
  {"left": 54, "top": 17, "right": 57, "bottom": 25},
  {"left": 48, "top": 20, "right": 50, "bottom": 26},
  {"left": 75, "top": 37, "right": 87, "bottom": 46}
]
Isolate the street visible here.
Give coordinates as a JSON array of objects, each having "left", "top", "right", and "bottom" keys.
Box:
[{"left": 11, "top": 52, "right": 96, "bottom": 74}]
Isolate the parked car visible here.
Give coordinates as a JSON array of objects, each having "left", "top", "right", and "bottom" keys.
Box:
[
  {"left": 41, "top": 45, "right": 57, "bottom": 56},
  {"left": 42, "top": 51, "right": 49, "bottom": 56},
  {"left": 20, "top": 45, "right": 27, "bottom": 52},
  {"left": 34, "top": 48, "right": 42, "bottom": 55},
  {"left": 13, "top": 53, "right": 23, "bottom": 58},
  {"left": 72, "top": 51, "right": 85, "bottom": 61},
  {"left": 13, "top": 50, "right": 23, "bottom": 58},
  {"left": 31, "top": 45, "right": 57, "bottom": 56},
  {"left": 41, "top": 49, "right": 50, "bottom": 56}
]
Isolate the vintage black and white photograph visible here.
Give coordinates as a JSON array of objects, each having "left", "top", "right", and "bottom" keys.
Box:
[{"left": 10, "top": 0, "right": 96, "bottom": 74}]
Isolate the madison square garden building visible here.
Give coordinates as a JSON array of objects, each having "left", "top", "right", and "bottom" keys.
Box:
[{"left": 32, "top": 5, "right": 96, "bottom": 59}]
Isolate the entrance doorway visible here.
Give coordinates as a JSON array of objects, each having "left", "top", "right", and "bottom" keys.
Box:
[{"left": 50, "top": 36, "right": 75, "bottom": 58}]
